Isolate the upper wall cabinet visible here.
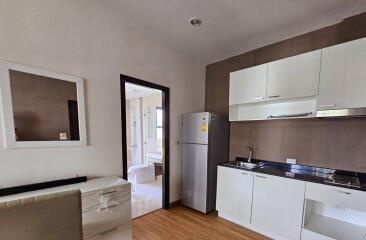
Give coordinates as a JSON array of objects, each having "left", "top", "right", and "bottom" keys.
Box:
[
  {"left": 318, "top": 37, "right": 366, "bottom": 110},
  {"left": 228, "top": 37, "right": 366, "bottom": 121},
  {"left": 229, "top": 64, "right": 267, "bottom": 105},
  {"left": 267, "top": 50, "right": 321, "bottom": 101}
]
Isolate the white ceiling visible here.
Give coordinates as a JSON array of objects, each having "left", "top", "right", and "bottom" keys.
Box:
[
  {"left": 125, "top": 83, "right": 162, "bottom": 100},
  {"left": 114, "top": 0, "right": 366, "bottom": 64}
]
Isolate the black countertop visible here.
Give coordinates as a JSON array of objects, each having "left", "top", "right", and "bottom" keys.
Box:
[{"left": 219, "top": 157, "right": 366, "bottom": 192}]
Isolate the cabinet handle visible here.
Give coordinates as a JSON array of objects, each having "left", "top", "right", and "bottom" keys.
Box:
[
  {"left": 98, "top": 203, "right": 119, "bottom": 211},
  {"left": 334, "top": 190, "right": 351, "bottom": 195},
  {"left": 241, "top": 172, "right": 248, "bottom": 175},
  {"left": 267, "top": 112, "right": 313, "bottom": 119},
  {"left": 268, "top": 95, "right": 280, "bottom": 98},
  {"left": 319, "top": 104, "right": 336, "bottom": 108},
  {"left": 255, "top": 175, "right": 267, "bottom": 179},
  {"left": 252, "top": 97, "right": 265, "bottom": 100},
  {"left": 100, "top": 190, "right": 117, "bottom": 195}
]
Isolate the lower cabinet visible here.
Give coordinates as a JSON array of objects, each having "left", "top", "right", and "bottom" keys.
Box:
[
  {"left": 251, "top": 173, "right": 305, "bottom": 240},
  {"left": 82, "top": 184, "right": 131, "bottom": 239},
  {"left": 217, "top": 167, "right": 366, "bottom": 240},
  {"left": 216, "top": 166, "right": 253, "bottom": 227}
]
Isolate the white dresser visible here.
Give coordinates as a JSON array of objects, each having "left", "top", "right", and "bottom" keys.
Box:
[{"left": 0, "top": 176, "right": 131, "bottom": 239}]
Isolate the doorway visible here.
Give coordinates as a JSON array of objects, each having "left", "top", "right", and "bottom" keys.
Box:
[{"left": 120, "top": 75, "right": 170, "bottom": 217}]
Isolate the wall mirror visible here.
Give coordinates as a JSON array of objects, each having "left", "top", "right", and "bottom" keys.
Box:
[{"left": 0, "top": 61, "right": 87, "bottom": 148}]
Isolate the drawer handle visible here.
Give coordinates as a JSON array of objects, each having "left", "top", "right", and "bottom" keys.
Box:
[
  {"left": 267, "top": 112, "right": 313, "bottom": 119},
  {"left": 268, "top": 95, "right": 280, "bottom": 99},
  {"left": 241, "top": 172, "right": 248, "bottom": 175},
  {"left": 98, "top": 203, "right": 119, "bottom": 211},
  {"left": 319, "top": 104, "right": 336, "bottom": 108},
  {"left": 252, "top": 97, "right": 265, "bottom": 100},
  {"left": 255, "top": 175, "right": 267, "bottom": 179},
  {"left": 100, "top": 190, "right": 117, "bottom": 195},
  {"left": 334, "top": 190, "right": 351, "bottom": 195}
]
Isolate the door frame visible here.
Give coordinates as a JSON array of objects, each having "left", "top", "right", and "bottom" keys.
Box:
[{"left": 120, "top": 74, "right": 170, "bottom": 209}]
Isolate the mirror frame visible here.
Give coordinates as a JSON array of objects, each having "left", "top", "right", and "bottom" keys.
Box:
[{"left": 0, "top": 60, "right": 87, "bottom": 148}]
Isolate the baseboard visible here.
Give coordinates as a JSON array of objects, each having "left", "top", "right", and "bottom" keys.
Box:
[{"left": 169, "top": 200, "right": 181, "bottom": 208}]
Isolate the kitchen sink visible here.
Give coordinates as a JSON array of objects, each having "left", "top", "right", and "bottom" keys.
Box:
[{"left": 224, "top": 161, "right": 266, "bottom": 170}]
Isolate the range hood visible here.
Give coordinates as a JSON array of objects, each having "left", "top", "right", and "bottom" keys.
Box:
[{"left": 316, "top": 107, "right": 366, "bottom": 118}]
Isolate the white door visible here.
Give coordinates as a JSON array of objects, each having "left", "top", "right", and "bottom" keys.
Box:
[
  {"left": 318, "top": 37, "right": 366, "bottom": 110},
  {"left": 216, "top": 166, "right": 253, "bottom": 227},
  {"left": 229, "top": 64, "right": 268, "bottom": 105},
  {"left": 251, "top": 173, "right": 305, "bottom": 240},
  {"left": 267, "top": 50, "right": 321, "bottom": 101}
]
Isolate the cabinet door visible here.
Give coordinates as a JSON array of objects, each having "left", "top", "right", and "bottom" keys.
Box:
[
  {"left": 267, "top": 50, "right": 321, "bottom": 101},
  {"left": 318, "top": 37, "right": 366, "bottom": 110},
  {"left": 216, "top": 166, "right": 253, "bottom": 227},
  {"left": 251, "top": 173, "right": 305, "bottom": 240},
  {"left": 229, "top": 64, "right": 267, "bottom": 105}
]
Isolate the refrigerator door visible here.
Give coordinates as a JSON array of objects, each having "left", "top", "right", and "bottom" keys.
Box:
[
  {"left": 182, "top": 112, "right": 210, "bottom": 145},
  {"left": 181, "top": 143, "right": 208, "bottom": 213}
]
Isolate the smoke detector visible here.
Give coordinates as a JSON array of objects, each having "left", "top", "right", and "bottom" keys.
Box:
[{"left": 190, "top": 18, "right": 202, "bottom": 26}]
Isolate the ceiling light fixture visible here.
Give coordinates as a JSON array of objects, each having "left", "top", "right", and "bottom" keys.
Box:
[{"left": 190, "top": 17, "right": 202, "bottom": 26}]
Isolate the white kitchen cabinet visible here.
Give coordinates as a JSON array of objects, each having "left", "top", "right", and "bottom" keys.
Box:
[
  {"left": 267, "top": 50, "right": 321, "bottom": 101},
  {"left": 302, "top": 182, "right": 366, "bottom": 240},
  {"left": 251, "top": 173, "right": 305, "bottom": 240},
  {"left": 318, "top": 37, "right": 366, "bottom": 110},
  {"left": 216, "top": 166, "right": 253, "bottom": 227},
  {"left": 305, "top": 182, "right": 366, "bottom": 212},
  {"left": 229, "top": 64, "right": 268, "bottom": 105},
  {"left": 230, "top": 98, "right": 316, "bottom": 121}
]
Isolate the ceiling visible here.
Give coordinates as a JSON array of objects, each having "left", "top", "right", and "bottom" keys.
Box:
[
  {"left": 125, "top": 83, "right": 161, "bottom": 100},
  {"left": 114, "top": 0, "right": 366, "bottom": 65}
]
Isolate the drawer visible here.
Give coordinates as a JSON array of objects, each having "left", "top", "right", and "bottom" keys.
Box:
[
  {"left": 82, "top": 186, "right": 130, "bottom": 213},
  {"left": 305, "top": 182, "right": 366, "bottom": 212},
  {"left": 81, "top": 184, "right": 131, "bottom": 238},
  {"left": 301, "top": 228, "right": 335, "bottom": 240},
  {"left": 83, "top": 202, "right": 130, "bottom": 238}
]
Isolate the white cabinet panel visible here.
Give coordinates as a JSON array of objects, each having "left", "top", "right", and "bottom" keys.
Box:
[
  {"left": 216, "top": 166, "right": 253, "bottom": 227},
  {"left": 267, "top": 50, "right": 321, "bottom": 101},
  {"left": 305, "top": 182, "right": 366, "bottom": 212},
  {"left": 251, "top": 173, "right": 305, "bottom": 240},
  {"left": 230, "top": 98, "right": 316, "bottom": 121},
  {"left": 318, "top": 37, "right": 366, "bottom": 110},
  {"left": 229, "top": 64, "right": 268, "bottom": 105},
  {"left": 301, "top": 228, "right": 336, "bottom": 240}
]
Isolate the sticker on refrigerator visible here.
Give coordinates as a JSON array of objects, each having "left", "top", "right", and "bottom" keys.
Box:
[{"left": 200, "top": 122, "right": 208, "bottom": 131}]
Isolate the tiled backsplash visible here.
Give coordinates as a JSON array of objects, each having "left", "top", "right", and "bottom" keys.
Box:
[{"left": 229, "top": 118, "right": 366, "bottom": 172}]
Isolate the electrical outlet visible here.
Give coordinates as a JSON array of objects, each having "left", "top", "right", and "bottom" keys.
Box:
[{"left": 287, "top": 158, "right": 297, "bottom": 164}]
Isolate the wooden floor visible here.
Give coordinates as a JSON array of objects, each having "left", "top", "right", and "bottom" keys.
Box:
[{"left": 132, "top": 206, "right": 270, "bottom": 240}]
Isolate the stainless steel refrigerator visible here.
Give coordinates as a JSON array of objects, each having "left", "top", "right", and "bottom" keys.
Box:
[{"left": 181, "top": 112, "right": 229, "bottom": 213}]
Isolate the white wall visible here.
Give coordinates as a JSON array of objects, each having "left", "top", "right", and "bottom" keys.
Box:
[{"left": 0, "top": 0, "right": 205, "bottom": 202}]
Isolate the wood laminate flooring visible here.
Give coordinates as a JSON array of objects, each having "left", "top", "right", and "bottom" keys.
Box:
[{"left": 132, "top": 205, "right": 270, "bottom": 240}]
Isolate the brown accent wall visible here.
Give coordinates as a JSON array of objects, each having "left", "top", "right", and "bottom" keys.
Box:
[{"left": 205, "top": 12, "right": 366, "bottom": 172}]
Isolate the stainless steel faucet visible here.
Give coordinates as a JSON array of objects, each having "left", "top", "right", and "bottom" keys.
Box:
[{"left": 246, "top": 146, "right": 254, "bottom": 162}]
